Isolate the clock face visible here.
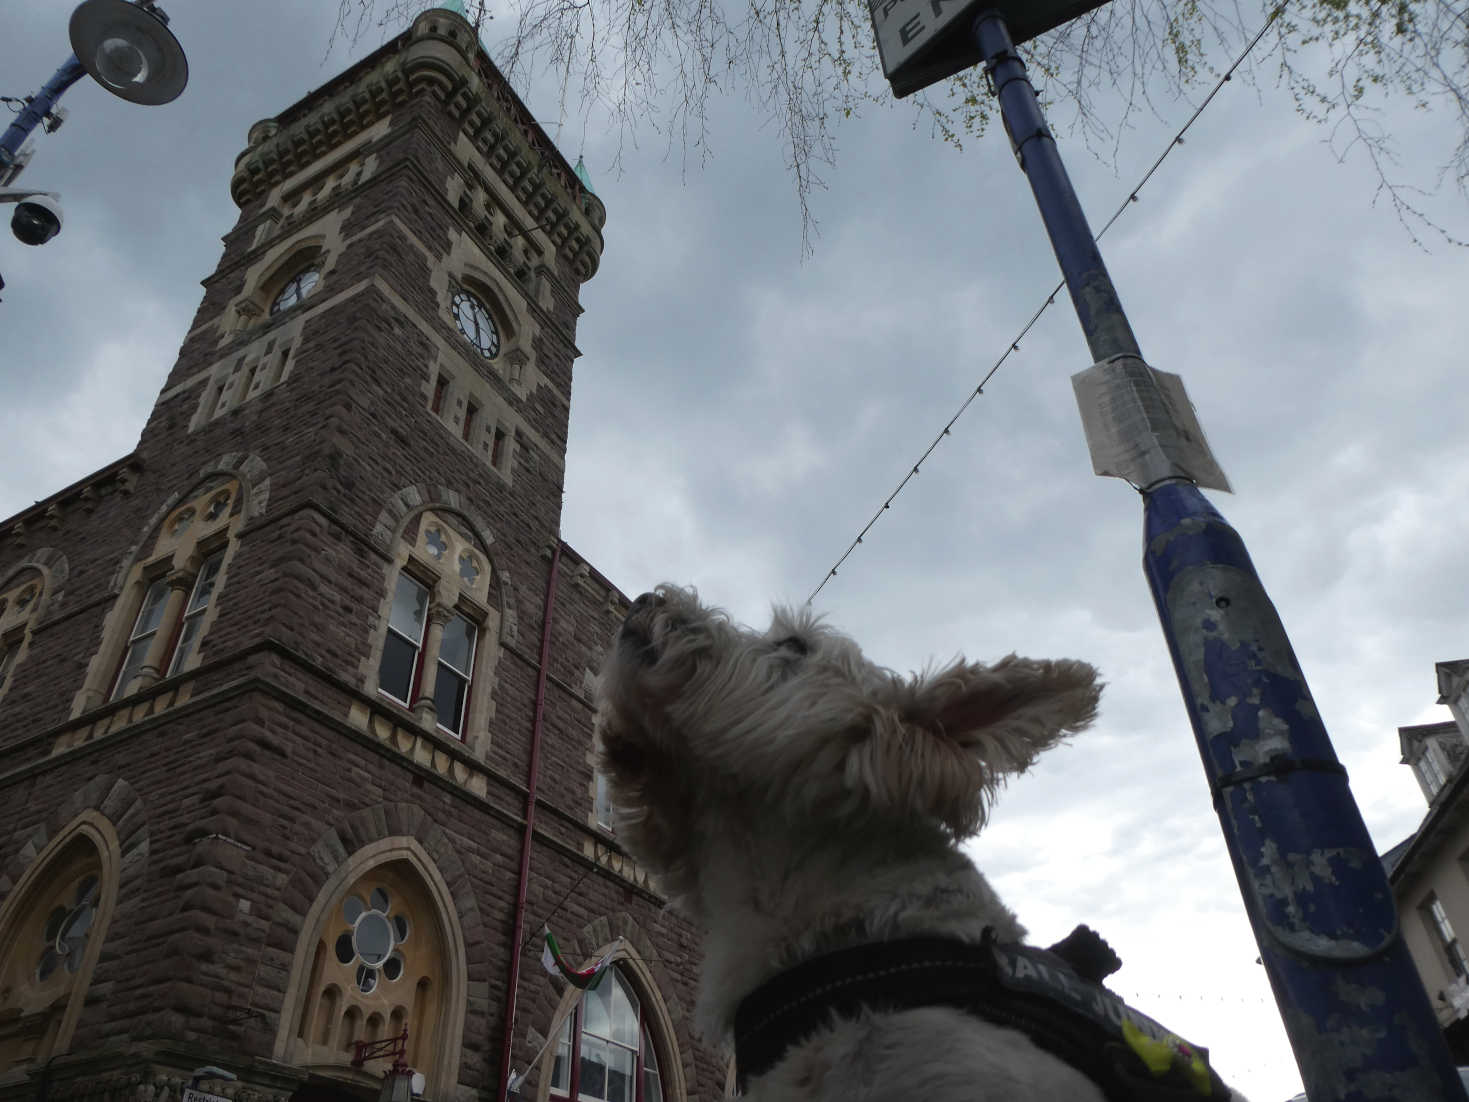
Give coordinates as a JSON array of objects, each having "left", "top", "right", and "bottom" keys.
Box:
[
  {"left": 451, "top": 288, "right": 500, "bottom": 358},
  {"left": 271, "top": 266, "right": 320, "bottom": 314}
]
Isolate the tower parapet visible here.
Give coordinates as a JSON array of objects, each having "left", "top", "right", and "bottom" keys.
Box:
[{"left": 230, "top": 8, "right": 604, "bottom": 282}]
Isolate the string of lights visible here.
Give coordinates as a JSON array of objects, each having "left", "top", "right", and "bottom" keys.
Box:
[{"left": 805, "top": 4, "right": 1287, "bottom": 606}]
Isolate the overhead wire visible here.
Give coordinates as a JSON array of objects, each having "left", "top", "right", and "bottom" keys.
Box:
[{"left": 805, "top": 4, "right": 1287, "bottom": 606}]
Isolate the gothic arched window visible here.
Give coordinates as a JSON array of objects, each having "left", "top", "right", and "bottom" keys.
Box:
[
  {"left": 93, "top": 482, "right": 239, "bottom": 707},
  {"left": 0, "top": 818, "right": 117, "bottom": 1073},
  {"left": 372, "top": 510, "right": 497, "bottom": 745},
  {"left": 549, "top": 968, "right": 665, "bottom": 1102},
  {"left": 280, "top": 851, "right": 466, "bottom": 1098}
]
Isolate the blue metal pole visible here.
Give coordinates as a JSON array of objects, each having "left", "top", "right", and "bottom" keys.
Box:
[
  {"left": 1145, "top": 482, "right": 1464, "bottom": 1100},
  {"left": 973, "top": 9, "right": 1467, "bottom": 1099},
  {"left": 0, "top": 55, "right": 88, "bottom": 169},
  {"left": 973, "top": 12, "right": 1138, "bottom": 362}
]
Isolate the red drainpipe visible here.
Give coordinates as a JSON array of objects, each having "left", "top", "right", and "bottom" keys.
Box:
[{"left": 496, "top": 540, "right": 563, "bottom": 1102}]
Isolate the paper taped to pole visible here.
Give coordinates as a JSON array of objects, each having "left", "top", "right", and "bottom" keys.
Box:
[{"left": 1071, "top": 355, "right": 1231, "bottom": 492}]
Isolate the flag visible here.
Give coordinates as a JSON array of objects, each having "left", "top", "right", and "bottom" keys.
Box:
[{"left": 540, "top": 927, "right": 617, "bottom": 990}]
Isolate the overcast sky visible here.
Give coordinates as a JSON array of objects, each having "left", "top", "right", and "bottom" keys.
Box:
[{"left": 6, "top": 1, "right": 1469, "bottom": 1097}]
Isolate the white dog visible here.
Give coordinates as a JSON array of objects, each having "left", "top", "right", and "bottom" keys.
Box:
[{"left": 596, "top": 585, "right": 1243, "bottom": 1102}]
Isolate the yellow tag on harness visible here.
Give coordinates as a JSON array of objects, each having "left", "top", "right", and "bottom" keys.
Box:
[{"left": 1121, "top": 1017, "right": 1214, "bottom": 1095}]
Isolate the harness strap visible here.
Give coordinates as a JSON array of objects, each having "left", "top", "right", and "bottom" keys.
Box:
[{"left": 732, "top": 935, "right": 1229, "bottom": 1100}]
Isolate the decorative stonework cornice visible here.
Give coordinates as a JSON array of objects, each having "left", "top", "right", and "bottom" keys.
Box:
[
  {"left": 0, "top": 456, "right": 142, "bottom": 544},
  {"left": 230, "top": 9, "right": 605, "bottom": 282}
]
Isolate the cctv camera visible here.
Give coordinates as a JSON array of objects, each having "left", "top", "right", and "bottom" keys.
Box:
[{"left": 12, "top": 194, "right": 62, "bottom": 246}]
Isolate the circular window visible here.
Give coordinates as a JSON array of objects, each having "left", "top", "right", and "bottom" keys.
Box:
[
  {"left": 425, "top": 527, "right": 448, "bottom": 560},
  {"left": 205, "top": 491, "right": 232, "bottom": 521},
  {"left": 14, "top": 585, "right": 37, "bottom": 611},
  {"left": 335, "top": 885, "right": 411, "bottom": 992},
  {"left": 271, "top": 267, "right": 320, "bottom": 315},
  {"left": 355, "top": 911, "right": 393, "bottom": 964},
  {"left": 171, "top": 508, "right": 195, "bottom": 535},
  {"left": 451, "top": 288, "right": 500, "bottom": 358}
]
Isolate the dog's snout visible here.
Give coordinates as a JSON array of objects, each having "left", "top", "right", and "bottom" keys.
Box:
[
  {"left": 629, "top": 591, "right": 665, "bottom": 613},
  {"left": 618, "top": 592, "right": 666, "bottom": 664}
]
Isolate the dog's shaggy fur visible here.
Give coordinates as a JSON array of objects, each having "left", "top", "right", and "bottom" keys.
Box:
[{"left": 594, "top": 585, "right": 1240, "bottom": 1101}]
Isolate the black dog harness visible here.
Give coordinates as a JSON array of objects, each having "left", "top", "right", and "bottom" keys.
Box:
[{"left": 732, "top": 930, "right": 1230, "bottom": 1099}]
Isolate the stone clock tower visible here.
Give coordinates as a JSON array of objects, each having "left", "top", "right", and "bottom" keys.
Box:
[{"left": 0, "top": 10, "right": 719, "bottom": 1102}]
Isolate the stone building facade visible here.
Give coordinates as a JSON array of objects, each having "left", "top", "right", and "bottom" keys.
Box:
[
  {"left": 0, "top": 10, "right": 720, "bottom": 1102},
  {"left": 1385, "top": 660, "right": 1469, "bottom": 1061}
]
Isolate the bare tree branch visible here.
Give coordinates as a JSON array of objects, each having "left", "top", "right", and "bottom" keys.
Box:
[{"left": 338, "top": 0, "right": 1469, "bottom": 249}]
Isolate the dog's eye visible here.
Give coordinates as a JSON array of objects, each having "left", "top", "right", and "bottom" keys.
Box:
[{"left": 774, "top": 636, "right": 809, "bottom": 657}]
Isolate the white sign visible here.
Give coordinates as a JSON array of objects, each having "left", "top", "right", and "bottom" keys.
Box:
[
  {"left": 1071, "top": 355, "right": 1232, "bottom": 493},
  {"left": 184, "top": 1088, "right": 232, "bottom": 1102}
]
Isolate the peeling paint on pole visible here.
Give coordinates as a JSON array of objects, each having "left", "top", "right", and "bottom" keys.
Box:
[{"left": 1144, "top": 481, "right": 1466, "bottom": 1101}]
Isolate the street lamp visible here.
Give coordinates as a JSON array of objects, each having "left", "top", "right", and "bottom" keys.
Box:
[
  {"left": 0, "top": 0, "right": 188, "bottom": 182},
  {"left": 0, "top": 189, "right": 63, "bottom": 246}
]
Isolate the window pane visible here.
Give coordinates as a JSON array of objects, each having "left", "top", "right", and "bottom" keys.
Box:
[
  {"left": 642, "top": 1070, "right": 662, "bottom": 1102},
  {"left": 552, "top": 1048, "right": 570, "bottom": 1093},
  {"left": 594, "top": 772, "right": 614, "bottom": 829},
  {"left": 388, "top": 575, "right": 428, "bottom": 640},
  {"left": 434, "top": 669, "right": 468, "bottom": 736},
  {"left": 440, "top": 615, "right": 475, "bottom": 673},
  {"left": 112, "top": 638, "right": 153, "bottom": 699},
  {"left": 132, "top": 577, "right": 171, "bottom": 639},
  {"left": 379, "top": 633, "right": 419, "bottom": 702},
  {"left": 640, "top": 1025, "right": 659, "bottom": 1073},
  {"left": 551, "top": 1015, "right": 573, "bottom": 1092},
  {"left": 167, "top": 614, "right": 204, "bottom": 675},
  {"left": 187, "top": 553, "right": 224, "bottom": 614},
  {"left": 583, "top": 978, "right": 613, "bottom": 1040},
  {"left": 579, "top": 1035, "right": 608, "bottom": 1101},
  {"left": 606, "top": 1044, "right": 634, "bottom": 1102},
  {"left": 610, "top": 974, "right": 639, "bottom": 1046}
]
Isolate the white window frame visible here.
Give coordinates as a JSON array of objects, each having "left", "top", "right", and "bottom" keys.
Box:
[
  {"left": 110, "top": 575, "right": 172, "bottom": 701},
  {"left": 378, "top": 573, "right": 431, "bottom": 707},
  {"left": 594, "top": 772, "right": 615, "bottom": 833},
  {"left": 433, "top": 609, "right": 477, "bottom": 738},
  {"left": 1425, "top": 894, "right": 1469, "bottom": 978},
  {"left": 1420, "top": 746, "right": 1450, "bottom": 796},
  {"left": 166, "top": 550, "right": 225, "bottom": 677}
]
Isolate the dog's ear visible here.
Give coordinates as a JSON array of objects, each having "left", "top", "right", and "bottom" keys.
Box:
[{"left": 851, "top": 655, "right": 1101, "bottom": 837}]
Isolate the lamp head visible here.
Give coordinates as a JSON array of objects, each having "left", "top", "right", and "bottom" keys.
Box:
[
  {"left": 69, "top": 0, "right": 188, "bottom": 106},
  {"left": 10, "top": 193, "right": 63, "bottom": 246}
]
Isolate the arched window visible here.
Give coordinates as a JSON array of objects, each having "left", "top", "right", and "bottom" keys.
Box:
[
  {"left": 75, "top": 480, "right": 241, "bottom": 714},
  {"left": 108, "top": 488, "right": 235, "bottom": 701},
  {"left": 0, "top": 817, "right": 118, "bottom": 1073},
  {"left": 279, "top": 849, "right": 466, "bottom": 1098},
  {"left": 373, "top": 510, "right": 497, "bottom": 744},
  {"left": 549, "top": 969, "right": 664, "bottom": 1102}
]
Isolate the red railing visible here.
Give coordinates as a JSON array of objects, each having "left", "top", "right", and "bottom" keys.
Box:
[{"left": 351, "top": 1029, "right": 408, "bottom": 1068}]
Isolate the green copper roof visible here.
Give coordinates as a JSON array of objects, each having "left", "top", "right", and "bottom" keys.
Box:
[
  {"left": 574, "top": 156, "right": 595, "bottom": 195},
  {"left": 434, "top": 0, "right": 469, "bottom": 14}
]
